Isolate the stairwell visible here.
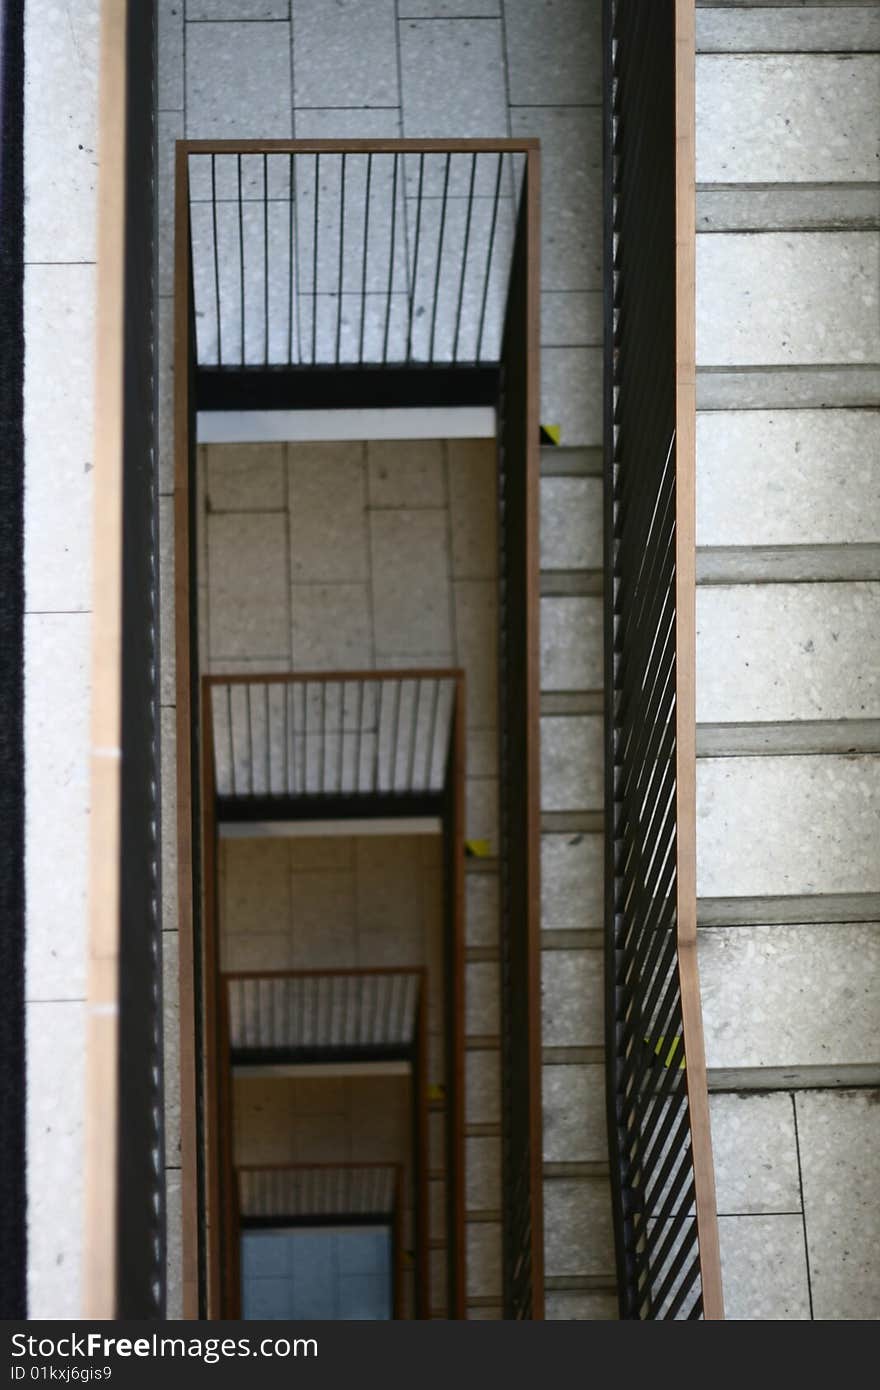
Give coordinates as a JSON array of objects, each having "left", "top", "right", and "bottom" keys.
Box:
[{"left": 694, "top": 0, "right": 880, "bottom": 1319}]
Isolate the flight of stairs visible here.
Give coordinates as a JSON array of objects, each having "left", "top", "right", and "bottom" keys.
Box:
[
  {"left": 693, "top": 0, "right": 880, "bottom": 1320},
  {"left": 538, "top": 444, "right": 616, "bottom": 1319}
]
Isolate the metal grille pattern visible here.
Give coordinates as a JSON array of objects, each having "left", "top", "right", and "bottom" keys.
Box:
[
  {"left": 238, "top": 1165, "right": 398, "bottom": 1222},
  {"left": 209, "top": 674, "right": 457, "bottom": 801},
  {"left": 188, "top": 149, "right": 524, "bottom": 367},
  {"left": 226, "top": 970, "right": 421, "bottom": 1060},
  {"left": 604, "top": 0, "right": 704, "bottom": 1321}
]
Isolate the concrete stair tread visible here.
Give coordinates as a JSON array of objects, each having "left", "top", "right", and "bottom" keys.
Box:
[
  {"left": 697, "top": 542, "right": 880, "bottom": 585},
  {"left": 697, "top": 718, "right": 880, "bottom": 758},
  {"left": 699, "top": 891, "right": 880, "bottom": 926}
]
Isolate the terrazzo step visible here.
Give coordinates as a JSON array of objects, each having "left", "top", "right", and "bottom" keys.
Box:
[
  {"left": 540, "top": 445, "right": 602, "bottom": 478},
  {"left": 696, "top": 753, "right": 880, "bottom": 900},
  {"left": 698, "top": 892, "right": 880, "bottom": 928},
  {"left": 697, "top": 720, "right": 880, "bottom": 758},
  {"left": 696, "top": 366, "right": 880, "bottom": 413},
  {"left": 698, "top": 185, "right": 880, "bottom": 234},
  {"left": 539, "top": 474, "right": 602, "bottom": 573},
  {"left": 696, "top": 583, "right": 880, "bottom": 725},
  {"left": 543, "top": 1171, "right": 616, "bottom": 1286},
  {"left": 697, "top": 545, "right": 880, "bottom": 585},
  {"left": 696, "top": 410, "right": 880, "bottom": 551},
  {"left": 699, "top": 920, "right": 880, "bottom": 1077}
]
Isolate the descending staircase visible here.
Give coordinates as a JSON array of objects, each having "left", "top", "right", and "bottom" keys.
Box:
[
  {"left": 693, "top": 0, "right": 880, "bottom": 1320},
  {"left": 537, "top": 444, "right": 616, "bottom": 1319}
]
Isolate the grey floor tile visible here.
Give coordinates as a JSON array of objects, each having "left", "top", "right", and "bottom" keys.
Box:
[
  {"left": 796, "top": 1090, "right": 880, "bottom": 1321},
  {"left": 206, "top": 442, "right": 286, "bottom": 512},
  {"left": 289, "top": 442, "right": 368, "bottom": 583},
  {"left": 367, "top": 439, "right": 446, "bottom": 508},
  {"left": 504, "top": 0, "right": 600, "bottom": 107},
  {"left": 709, "top": 1094, "right": 801, "bottom": 1217},
  {"left": 185, "top": 21, "right": 292, "bottom": 140},
  {"left": 401, "top": 1, "right": 499, "bottom": 14},
  {"left": 158, "top": 0, "right": 184, "bottom": 110},
  {"left": 400, "top": 19, "right": 508, "bottom": 153},
  {"left": 294, "top": 108, "right": 402, "bottom": 139},
  {"left": 510, "top": 107, "right": 601, "bottom": 292},
  {"left": 291, "top": 584, "right": 372, "bottom": 670},
  {"left": 189, "top": 2, "right": 288, "bottom": 17},
  {"left": 371, "top": 510, "right": 454, "bottom": 656},
  {"left": 208, "top": 512, "right": 290, "bottom": 659},
  {"left": 541, "top": 291, "right": 603, "bottom": 348},
  {"left": 453, "top": 580, "right": 499, "bottom": 729},
  {"left": 292, "top": 0, "right": 398, "bottom": 108},
  {"left": 718, "top": 1215, "right": 810, "bottom": 1321}
]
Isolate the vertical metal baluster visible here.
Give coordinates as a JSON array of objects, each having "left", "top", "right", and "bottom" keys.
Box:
[
  {"left": 407, "top": 680, "right": 421, "bottom": 792},
  {"left": 374, "top": 681, "right": 384, "bottom": 793},
  {"left": 425, "top": 678, "right": 440, "bottom": 792},
  {"left": 453, "top": 152, "right": 477, "bottom": 363},
  {"left": 359, "top": 152, "right": 372, "bottom": 365},
  {"left": 335, "top": 152, "right": 347, "bottom": 364},
  {"left": 477, "top": 152, "right": 504, "bottom": 363},
  {"left": 246, "top": 683, "right": 254, "bottom": 795},
  {"left": 227, "top": 684, "right": 236, "bottom": 797},
  {"left": 406, "top": 153, "right": 424, "bottom": 363},
  {"left": 320, "top": 679, "right": 326, "bottom": 795},
  {"left": 211, "top": 154, "right": 222, "bottom": 365},
  {"left": 237, "top": 154, "right": 245, "bottom": 365},
  {"left": 429, "top": 152, "right": 451, "bottom": 363},
  {"left": 382, "top": 152, "right": 399, "bottom": 363},
  {"left": 312, "top": 152, "right": 320, "bottom": 364},
  {"left": 288, "top": 152, "right": 295, "bottom": 366},
  {"left": 263, "top": 152, "right": 269, "bottom": 365},
  {"left": 264, "top": 682, "right": 270, "bottom": 796},
  {"left": 355, "top": 678, "right": 364, "bottom": 795},
  {"left": 390, "top": 678, "right": 402, "bottom": 793},
  {"left": 292, "top": 151, "right": 303, "bottom": 365}
]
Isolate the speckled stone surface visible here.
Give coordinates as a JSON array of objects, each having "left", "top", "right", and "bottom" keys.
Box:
[
  {"left": 466, "top": 1222, "right": 502, "bottom": 1299},
  {"left": 541, "top": 949, "right": 603, "bottom": 1048},
  {"left": 696, "top": 55, "right": 880, "bottom": 184},
  {"left": 208, "top": 512, "right": 290, "bottom": 659},
  {"left": 696, "top": 410, "right": 880, "bottom": 548},
  {"left": 24, "top": 0, "right": 99, "bottom": 264},
  {"left": 697, "top": 232, "right": 880, "bottom": 368},
  {"left": 400, "top": 18, "right": 507, "bottom": 145},
  {"left": 545, "top": 1292, "right": 618, "bottom": 1320},
  {"left": 504, "top": 0, "right": 600, "bottom": 107},
  {"left": 701, "top": 923, "right": 880, "bottom": 1070},
  {"left": 541, "top": 832, "right": 603, "bottom": 931},
  {"left": 696, "top": 582, "right": 880, "bottom": 723},
  {"left": 294, "top": 2, "right": 397, "bottom": 109},
  {"left": 24, "top": 613, "right": 91, "bottom": 1003},
  {"left": 541, "top": 596, "right": 603, "bottom": 692},
  {"left": 542, "top": 346, "right": 604, "bottom": 447},
  {"left": 697, "top": 755, "right": 880, "bottom": 898},
  {"left": 26, "top": 1002, "right": 85, "bottom": 1317},
  {"left": 466, "top": 1134, "right": 502, "bottom": 1211},
  {"left": 540, "top": 715, "right": 604, "bottom": 812},
  {"left": 206, "top": 443, "right": 286, "bottom": 512},
  {"left": 510, "top": 106, "right": 602, "bottom": 293},
  {"left": 544, "top": 1177, "right": 615, "bottom": 1277},
  {"left": 185, "top": 21, "right": 292, "bottom": 140},
  {"left": 796, "top": 1090, "right": 880, "bottom": 1320},
  {"left": 542, "top": 1063, "right": 607, "bottom": 1163},
  {"left": 709, "top": 1093, "right": 801, "bottom": 1215},
  {"left": 540, "top": 476, "right": 603, "bottom": 572},
  {"left": 718, "top": 1215, "right": 811, "bottom": 1320},
  {"left": 697, "top": 6, "right": 880, "bottom": 55}
]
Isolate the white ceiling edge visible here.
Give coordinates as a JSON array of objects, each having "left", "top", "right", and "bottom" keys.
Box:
[
  {"left": 219, "top": 817, "right": 443, "bottom": 839},
  {"left": 197, "top": 405, "right": 496, "bottom": 443}
]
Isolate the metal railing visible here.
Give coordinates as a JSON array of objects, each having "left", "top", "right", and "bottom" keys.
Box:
[
  {"left": 603, "top": 0, "right": 722, "bottom": 1320},
  {"left": 206, "top": 670, "right": 457, "bottom": 808},
  {"left": 186, "top": 144, "right": 524, "bottom": 369},
  {"left": 225, "top": 968, "right": 422, "bottom": 1064}
]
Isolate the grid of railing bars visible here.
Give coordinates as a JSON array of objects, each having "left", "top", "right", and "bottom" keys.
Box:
[
  {"left": 187, "top": 147, "right": 524, "bottom": 368},
  {"left": 208, "top": 674, "right": 457, "bottom": 801},
  {"left": 226, "top": 970, "right": 421, "bottom": 1060},
  {"left": 238, "top": 1165, "right": 399, "bottom": 1223},
  {"left": 604, "top": 0, "right": 706, "bottom": 1320}
]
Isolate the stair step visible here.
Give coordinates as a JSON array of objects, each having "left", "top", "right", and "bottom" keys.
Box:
[
  {"left": 697, "top": 185, "right": 880, "bottom": 234},
  {"left": 543, "top": 1046, "right": 604, "bottom": 1066},
  {"left": 708, "top": 1063, "right": 880, "bottom": 1093},
  {"left": 544, "top": 1170, "right": 615, "bottom": 1285},
  {"left": 540, "top": 445, "right": 602, "bottom": 477},
  {"left": 541, "top": 929, "right": 603, "bottom": 952},
  {"left": 699, "top": 920, "right": 880, "bottom": 1073},
  {"left": 697, "top": 543, "right": 880, "bottom": 585},
  {"left": 696, "top": 408, "right": 880, "bottom": 551},
  {"left": 540, "top": 569, "right": 603, "bottom": 598},
  {"left": 696, "top": 4, "right": 880, "bottom": 54},
  {"left": 697, "top": 719, "right": 880, "bottom": 758},
  {"left": 696, "top": 365, "right": 880, "bottom": 413},
  {"left": 699, "top": 892, "right": 880, "bottom": 927},
  {"left": 697, "top": 753, "right": 880, "bottom": 899},
  {"left": 540, "top": 475, "right": 602, "bottom": 572},
  {"left": 544, "top": 1161, "right": 609, "bottom": 1180},
  {"left": 541, "top": 810, "right": 603, "bottom": 835},
  {"left": 541, "top": 691, "right": 603, "bottom": 717},
  {"left": 544, "top": 1275, "right": 617, "bottom": 1294},
  {"left": 696, "top": 582, "right": 880, "bottom": 724}
]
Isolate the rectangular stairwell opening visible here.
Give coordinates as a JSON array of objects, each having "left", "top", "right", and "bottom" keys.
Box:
[{"left": 174, "top": 139, "right": 544, "bottom": 1319}]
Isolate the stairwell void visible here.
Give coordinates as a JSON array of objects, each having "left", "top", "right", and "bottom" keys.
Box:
[{"left": 173, "top": 140, "right": 544, "bottom": 1319}]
